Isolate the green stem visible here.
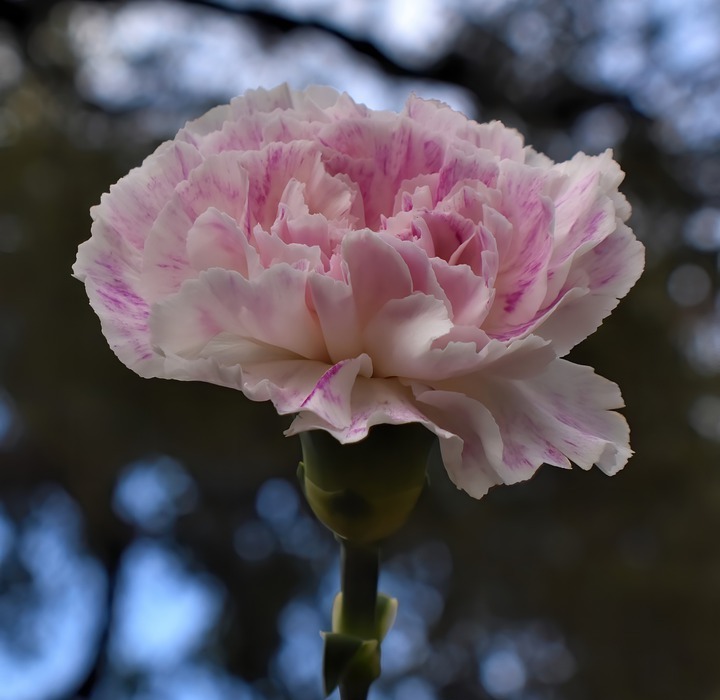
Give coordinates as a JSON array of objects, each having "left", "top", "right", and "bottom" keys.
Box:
[
  {"left": 338, "top": 538, "right": 380, "bottom": 700},
  {"left": 340, "top": 676, "right": 371, "bottom": 700}
]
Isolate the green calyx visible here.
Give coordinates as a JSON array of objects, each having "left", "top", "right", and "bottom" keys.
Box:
[{"left": 297, "top": 423, "right": 435, "bottom": 543}]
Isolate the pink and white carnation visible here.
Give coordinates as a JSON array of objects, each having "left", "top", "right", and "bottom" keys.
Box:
[{"left": 73, "top": 84, "right": 644, "bottom": 498}]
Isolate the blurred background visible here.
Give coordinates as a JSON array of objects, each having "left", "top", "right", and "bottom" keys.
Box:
[{"left": 1, "top": 0, "right": 719, "bottom": 698}]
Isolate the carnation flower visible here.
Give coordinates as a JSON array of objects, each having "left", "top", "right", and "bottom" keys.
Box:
[{"left": 73, "top": 84, "right": 644, "bottom": 498}]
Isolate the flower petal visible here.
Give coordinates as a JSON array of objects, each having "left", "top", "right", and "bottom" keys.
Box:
[
  {"left": 416, "top": 359, "right": 630, "bottom": 495},
  {"left": 186, "top": 207, "right": 260, "bottom": 278},
  {"left": 363, "top": 293, "right": 454, "bottom": 379},
  {"left": 411, "top": 388, "right": 505, "bottom": 498},
  {"left": 509, "top": 360, "right": 632, "bottom": 475},
  {"left": 89, "top": 140, "right": 202, "bottom": 252},
  {"left": 149, "top": 265, "right": 328, "bottom": 363},
  {"left": 299, "top": 355, "right": 373, "bottom": 428},
  {"left": 483, "top": 161, "right": 556, "bottom": 331},
  {"left": 503, "top": 221, "right": 646, "bottom": 354},
  {"left": 287, "top": 375, "right": 446, "bottom": 444},
  {"left": 307, "top": 273, "right": 364, "bottom": 364},
  {"left": 158, "top": 353, "right": 332, "bottom": 417},
  {"left": 73, "top": 227, "right": 160, "bottom": 375},
  {"left": 405, "top": 97, "right": 526, "bottom": 162},
  {"left": 319, "top": 116, "right": 446, "bottom": 226},
  {"left": 141, "top": 151, "right": 252, "bottom": 301},
  {"left": 431, "top": 258, "right": 494, "bottom": 327},
  {"left": 343, "top": 230, "right": 413, "bottom": 327}
]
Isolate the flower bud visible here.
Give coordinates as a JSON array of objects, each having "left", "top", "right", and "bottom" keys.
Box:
[{"left": 298, "top": 423, "right": 434, "bottom": 543}]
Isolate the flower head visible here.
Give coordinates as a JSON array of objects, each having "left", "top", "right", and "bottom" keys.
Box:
[{"left": 74, "top": 84, "right": 644, "bottom": 498}]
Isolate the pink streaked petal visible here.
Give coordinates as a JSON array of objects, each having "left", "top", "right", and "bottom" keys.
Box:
[
  {"left": 240, "top": 358, "right": 332, "bottom": 413},
  {"left": 530, "top": 288, "right": 618, "bottom": 357},
  {"left": 258, "top": 84, "right": 362, "bottom": 123},
  {"left": 174, "top": 151, "right": 251, "bottom": 221},
  {"left": 405, "top": 97, "right": 526, "bottom": 162},
  {"left": 552, "top": 194, "right": 616, "bottom": 276},
  {"left": 460, "top": 120, "right": 527, "bottom": 161},
  {"left": 319, "top": 117, "right": 446, "bottom": 226},
  {"left": 140, "top": 200, "right": 196, "bottom": 302},
  {"left": 553, "top": 161, "right": 603, "bottom": 241},
  {"left": 237, "top": 142, "right": 331, "bottom": 231},
  {"left": 480, "top": 204, "right": 513, "bottom": 271},
  {"left": 436, "top": 147, "right": 499, "bottom": 200},
  {"left": 189, "top": 112, "right": 307, "bottom": 157},
  {"left": 448, "top": 225, "right": 482, "bottom": 269},
  {"left": 275, "top": 179, "right": 310, "bottom": 224},
  {"left": 414, "top": 383, "right": 570, "bottom": 494},
  {"left": 540, "top": 224, "right": 644, "bottom": 354},
  {"left": 476, "top": 381, "right": 576, "bottom": 483},
  {"left": 193, "top": 88, "right": 368, "bottom": 157},
  {"left": 73, "top": 225, "right": 160, "bottom": 376},
  {"left": 424, "top": 359, "right": 630, "bottom": 491},
  {"left": 518, "top": 223, "right": 645, "bottom": 355},
  {"left": 343, "top": 230, "right": 413, "bottom": 326},
  {"left": 179, "top": 84, "right": 294, "bottom": 151},
  {"left": 149, "top": 265, "right": 328, "bottom": 363},
  {"left": 439, "top": 183, "right": 501, "bottom": 226},
  {"left": 547, "top": 152, "right": 632, "bottom": 289},
  {"left": 178, "top": 153, "right": 252, "bottom": 225},
  {"left": 92, "top": 141, "right": 202, "bottom": 252},
  {"left": 299, "top": 355, "right": 373, "bottom": 428},
  {"left": 488, "top": 286, "right": 587, "bottom": 345},
  {"left": 186, "top": 207, "right": 260, "bottom": 278},
  {"left": 141, "top": 152, "right": 253, "bottom": 300},
  {"left": 484, "top": 161, "right": 556, "bottom": 329},
  {"left": 510, "top": 360, "right": 631, "bottom": 475},
  {"left": 577, "top": 221, "right": 645, "bottom": 297},
  {"left": 554, "top": 149, "right": 631, "bottom": 221},
  {"left": 287, "top": 375, "right": 444, "bottom": 444},
  {"left": 319, "top": 115, "right": 443, "bottom": 176},
  {"left": 404, "top": 95, "right": 473, "bottom": 134},
  {"left": 494, "top": 160, "right": 555, "bottom": 264}
]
